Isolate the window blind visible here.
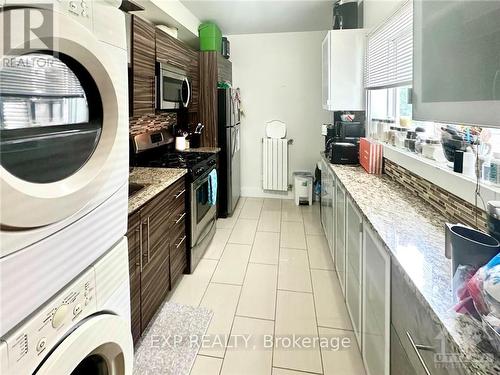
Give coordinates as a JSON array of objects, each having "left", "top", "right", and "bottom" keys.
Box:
[{"left": 365, "top": 1, "right": 413, "bottom": 89}]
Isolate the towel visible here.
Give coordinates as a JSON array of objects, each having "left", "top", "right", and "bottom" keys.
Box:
[{"left": 207, "top": 169, "right": 217, "bottom": 206}]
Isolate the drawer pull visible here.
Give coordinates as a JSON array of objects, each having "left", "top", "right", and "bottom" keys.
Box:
[
  {"left": 175, "top": 235, "right": 186, "bottom": 248},
  {"left": 174, "top": 189, "right": 185, "bottom": 199},
  {"left": 406, "top": 331, "right": 432, "bottom": 375},
  {"left": 175, "top": 212, "right": 186, "bottom": 224}
]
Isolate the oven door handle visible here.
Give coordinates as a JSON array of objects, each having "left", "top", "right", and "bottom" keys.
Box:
[
  {"left": 193, "top": 167, "right": 215, "bottom": 190},
  {"left": 182, "top": 78, "right": 190, "bottom": 108},
  {"left": 194, "top": 216, "right": 216, "bottom": 248}
]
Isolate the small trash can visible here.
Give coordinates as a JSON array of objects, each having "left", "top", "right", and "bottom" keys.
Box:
[{"left": 293, "top": 171, "right": 313, "bottom": 206}]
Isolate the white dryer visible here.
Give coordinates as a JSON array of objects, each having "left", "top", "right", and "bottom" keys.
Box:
[
  {"left": 0, "top": 1, "right": 129, "bottom": 335},
  {"left": 0, "top": 237, "right": 133, "bottom": 375}
]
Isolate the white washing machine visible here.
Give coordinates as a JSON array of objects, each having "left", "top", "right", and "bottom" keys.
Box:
[
  {"left": 0, "top": 1, "right": 129, "bottom": 335},
  {"left": 0, "top": 237, "right": 133, "bottom": 375}
]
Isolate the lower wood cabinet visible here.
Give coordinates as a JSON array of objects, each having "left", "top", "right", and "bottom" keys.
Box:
[{"left": 126, "top": 177, "right": 187, "bottom": 344}]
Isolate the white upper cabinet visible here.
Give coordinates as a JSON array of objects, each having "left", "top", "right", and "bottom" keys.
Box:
[{"left": 322, "top": 29, "right": 366, "bottom": 111}]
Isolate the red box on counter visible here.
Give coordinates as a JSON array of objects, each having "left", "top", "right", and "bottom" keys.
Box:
[{"left": 359, "top": 138, "right": 383, "bottom": 174}]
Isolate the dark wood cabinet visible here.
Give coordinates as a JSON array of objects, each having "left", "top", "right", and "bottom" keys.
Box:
[
  {"left": 199, "top": 51, "right": 232, "bottom": 147},
  {"left": 130, "top": 15, "right": 156, "bottom": 116},
  {"left": 156, "top": 29, "right": 199, "bottom": 116},
  {"left": 127, "top": 176, "right": 187, "bottom": 344},
  {"left": 126, "top": 211, "right": 142, "bottom": 343}
]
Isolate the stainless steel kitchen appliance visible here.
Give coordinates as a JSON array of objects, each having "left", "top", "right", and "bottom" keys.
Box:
[
  {"left": 131, "top": 130, "right": 217, "bottom": 273},
  {"left": 217, "top": 87, "right": 241, "bottom": 218},
  {"left": 157, "top": 62, "right": 190, "bottom": 110}
]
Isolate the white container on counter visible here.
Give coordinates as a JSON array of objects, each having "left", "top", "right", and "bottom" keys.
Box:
[
  {"left": 175, "top": 136, "right": 186, "bottom": 151},
  {"left": 490, "top": 152, "right": 500, "bottom": 186},
  {"left": 421, "top": 139, "right": 442, "bottom": 160}
]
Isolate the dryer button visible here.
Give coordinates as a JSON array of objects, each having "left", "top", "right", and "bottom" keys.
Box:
[
  {"left": 36, "top": 338, "right": 47, "bottom": 352},
  {"left": 73, "top": 304, "right": 82, "bottom": 316}
]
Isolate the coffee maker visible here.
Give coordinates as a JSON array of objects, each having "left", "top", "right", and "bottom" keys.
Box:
[{"left": 324, "top": 111, "right": 366, "bottom": 164}]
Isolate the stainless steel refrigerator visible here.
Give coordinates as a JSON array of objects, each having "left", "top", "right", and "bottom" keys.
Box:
[{"left": 217, "top": 88, "right": 241, "bottom": 218}]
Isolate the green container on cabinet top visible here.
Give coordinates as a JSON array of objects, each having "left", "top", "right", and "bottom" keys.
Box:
[{"left": 198, "top": 22, "right": 222, "bottom": 52}]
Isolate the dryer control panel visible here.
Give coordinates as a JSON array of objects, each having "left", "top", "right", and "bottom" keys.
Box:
[{"left": 0, "top": 268, "right": 97, "bottom": 375}]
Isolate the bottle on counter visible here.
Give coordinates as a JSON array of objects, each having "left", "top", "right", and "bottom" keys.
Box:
[{"left": 490, "top": 152, "right": 500, "bottom": 186}]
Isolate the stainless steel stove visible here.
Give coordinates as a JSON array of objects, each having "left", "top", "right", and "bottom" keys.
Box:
[{"left": 131, "top": 130, "right": 217, "bottom": 273}]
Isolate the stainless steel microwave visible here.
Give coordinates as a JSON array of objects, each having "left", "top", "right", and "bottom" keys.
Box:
[{"left": 157, "top": 62, "right": 190, "bottom": 110}]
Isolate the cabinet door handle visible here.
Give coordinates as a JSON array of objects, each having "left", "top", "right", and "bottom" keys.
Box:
[
  {"left": 174, "top": 189, "right": 186, "bottom": 199},
  {"left": 146, "top": 217, "right": 150, "bottom": 263},
  {"left": 406, "top": 331, "right": 432, "bottom": 375},
  {"left": 175, "top": 235, "right": 186, "bottom": 249},
  {"left": 136, "top": 224, "right": 143, "bottom": 272},
  {"left": 175, "top": 212, "right": 186, "bottom": 224}
]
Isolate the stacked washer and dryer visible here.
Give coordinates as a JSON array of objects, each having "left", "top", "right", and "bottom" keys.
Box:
[{"left": 0, "top": 1, "right": 133, "bottom": 374}]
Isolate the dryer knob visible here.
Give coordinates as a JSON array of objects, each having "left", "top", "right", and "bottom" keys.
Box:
[{"left": 52, "top": 305, "right": 69, "bottom": 328}]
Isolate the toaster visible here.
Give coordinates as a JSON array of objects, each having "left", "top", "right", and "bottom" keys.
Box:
[{"left": 330, "top": 142, "right": 359, "bottom": 165}]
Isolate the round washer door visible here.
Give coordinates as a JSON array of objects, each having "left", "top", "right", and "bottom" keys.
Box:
[
  {"left": 0, "top": 7, "right": 125, "bottom": 229},
  {"left": 36, "top": 314, "right": 133, "bottom": 375}
]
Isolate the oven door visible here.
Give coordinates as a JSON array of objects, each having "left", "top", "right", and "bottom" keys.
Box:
[
  {"left": 190, "top": 168, "right": 217, "bottom": 248},
  {"left": 158, "top": 65, "right": 190, "bottom": 110}
]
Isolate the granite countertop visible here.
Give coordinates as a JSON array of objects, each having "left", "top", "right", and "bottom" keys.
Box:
[
  {"left": 320, "top": 153, "right": 499, "bottom": 374},
  {"left": 181, "top": 147, "right": 221, "bottom": 153},
  {"left": 128, "top": 167, "right": 187, "bottom": 215}
]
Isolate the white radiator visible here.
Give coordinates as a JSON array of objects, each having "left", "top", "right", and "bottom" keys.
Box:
[{"left": 262, "top": 138, "right": 289, "bottom": 191}]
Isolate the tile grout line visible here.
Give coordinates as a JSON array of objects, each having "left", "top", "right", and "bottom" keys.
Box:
[
  {"left": 219, "top": 198, "right": 260, "bottom": 371},
  {"left": 272, "top": 365, "right": 323, "bottom": 375},
  {"left": 303, "top": 203, "right": 326, "bottom": 375},
  {"left": 271, "top": 198, "right": 282, "bottom": 375}
]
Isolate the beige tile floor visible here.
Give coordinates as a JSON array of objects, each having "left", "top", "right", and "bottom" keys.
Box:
[{"left": 169, "top": 197, "right": 366, "bottom": 375}]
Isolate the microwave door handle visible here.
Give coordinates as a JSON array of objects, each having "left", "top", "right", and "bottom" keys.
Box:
[{"left": 182, "top": 78, "right": 191, "bottom": 107}]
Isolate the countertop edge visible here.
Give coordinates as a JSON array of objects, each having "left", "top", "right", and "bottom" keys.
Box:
[{"left": 128, "top": 168, "right": 187, "bottom": 215}]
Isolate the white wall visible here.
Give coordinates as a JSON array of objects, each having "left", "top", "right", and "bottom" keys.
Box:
[
  {"left": 228, "top": 31, "right": 331, "bottom": 198},
  {"left": 363, "top": 0, "right": 406, "bottom": 30}
]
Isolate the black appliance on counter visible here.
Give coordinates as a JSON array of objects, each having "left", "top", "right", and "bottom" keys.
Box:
[
  {"left": 130, "top": 129, "right": 217, "bottom": 273},
  {"left": 324, "top": 120, "right": 365, "bottom": 165},
  {"left": 217, "top": 87, "right": 241, "bottom": 218}
]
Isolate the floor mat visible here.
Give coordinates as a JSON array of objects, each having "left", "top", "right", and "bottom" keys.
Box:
[{"left": 134, "top": 302, "right": 213, "bottom": 375}]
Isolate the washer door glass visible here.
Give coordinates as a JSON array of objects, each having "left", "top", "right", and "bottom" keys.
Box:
[
  {"left": 71, "top": 353, "right": 109, "bottom": 375},
  {"left": 0, "top": 53, "right": 103, "bottom": 183}
]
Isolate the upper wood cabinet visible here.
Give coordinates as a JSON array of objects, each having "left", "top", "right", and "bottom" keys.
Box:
[
  {"left": 156, "top": 28, "right": 199, "bottom": 115},
  {"left": 217, "top": 54, "right": 232, "bottom": 84},
  {"left": 130, "top": 16, "right": 156, "bottom": 116},
  {"left": 198, "top": 51, "right": 233, "bottom": 147}
]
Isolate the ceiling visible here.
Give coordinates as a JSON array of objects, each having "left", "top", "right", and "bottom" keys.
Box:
[{"left": 180, "top": 0, "right": 334, "bottom": 35}]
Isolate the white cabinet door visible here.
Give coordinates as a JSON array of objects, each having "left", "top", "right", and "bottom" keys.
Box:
[
  {"left": 362, "top": 224, "right": 391, "bottom": 375},
  {"left": 320, "top": 159, "right": 329, "bottom": 235},
  {"left": 329, "top": 170, "right": 336, "bottom": 260},
  {"left": 335, "top": 182, "right": 346, "bottom": 295},
  {"left": 345, "top": 197, "right": 363, "bottom": 348},
  {"left": 322, "top": 32, "right": 331, "bottom": 110},
  {"left": 322, "top": 30, "right": 366, "bottom": 111}
]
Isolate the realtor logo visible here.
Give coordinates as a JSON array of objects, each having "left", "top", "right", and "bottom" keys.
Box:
[{"left": 2, "top": 5, "right": 53, "bottom": 54}]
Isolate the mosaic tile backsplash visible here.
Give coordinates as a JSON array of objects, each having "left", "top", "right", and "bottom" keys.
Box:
[
  {"left": 384, "top": 158, "right": 488, "bottom": 230},
  {"left": 129, "top": 113, "right": 177, "bottom": 136}
]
